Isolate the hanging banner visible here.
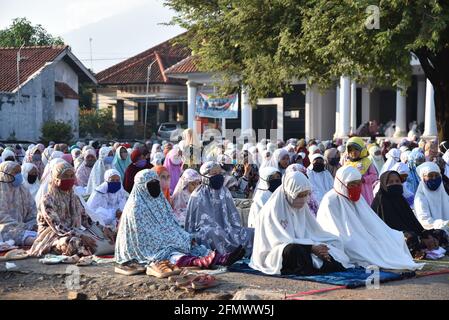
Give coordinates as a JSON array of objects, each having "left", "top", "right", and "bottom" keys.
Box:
[{"left": 195, "top": 92, "right": 239, "bottom": 119}]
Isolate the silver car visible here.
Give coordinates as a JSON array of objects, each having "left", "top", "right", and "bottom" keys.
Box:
[{"left": 157, "top": 122, "right": 187, "bottom": 141}]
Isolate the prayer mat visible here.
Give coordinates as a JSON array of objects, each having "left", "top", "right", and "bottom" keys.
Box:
[{"left": 228, "top": 260, "right": 415, "bottom": 289}]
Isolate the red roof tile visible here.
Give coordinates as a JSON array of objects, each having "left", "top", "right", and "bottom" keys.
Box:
[
  {"left": 0, "top": 46, "right": 67, "bottom": 92},
  {"left": 55, "top": 81, "right": 79, "bottom": 99},
  {"left": 96, "top": 34, "right": 191, "bottom": 85},
  {"left": 164, "top": 55, "right": 200, "bottom": 75}
]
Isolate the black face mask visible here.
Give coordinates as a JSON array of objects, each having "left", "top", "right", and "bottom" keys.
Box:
[
  {"left": 386, "top": 184, "right": 403, "bottom": 196},
  {"left": 268, "top": 178, "right": 282, "bottom": 193},
  {"left": 312, "top": 163, "right": 325, "bottom": 172},
  {"left": 147, "top": 180, "right": 161, "bottom": 198},
  {"left": 329, "top": 158, "right": 340, "bottom": 166},
  {"left": 27, "top": 174, "right": 38, "bottom": 184},
  {"left": 208, "top": 174, "right": 224, "bottom": 190}
]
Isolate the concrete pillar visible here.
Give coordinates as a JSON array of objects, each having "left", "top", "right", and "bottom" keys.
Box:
[
  {"left": 187, "top": 81, "right": 197, "bottom": 134},
  {"left": 305, "top": 84, "right": 312, "bottom": 140},
  {"left": 394, "top": 86, "right": 407, "bottom": 137},
  {"left": 417, "top": 78, "right": 425, "bottom": 124},
  {"left": 339, "top": 76, "right": 351, "bottom": 137},
  {"left": 423, "top": 79, "right": 438, "bottom": 137},
  {"left": 361, "top": 87, "right": 371, "bottom": 124},
  {"left": 335, "top": 84, "right": 340, "bottom": 138},
  {"left": 241, "top": 87, "right": 252, "bottom": 132},
  {"left": 350, "top": 80, "right": 357, "bottom": 134}
]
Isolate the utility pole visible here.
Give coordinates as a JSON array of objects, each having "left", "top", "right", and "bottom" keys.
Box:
[
  {"left": 16, "top": 43, "right": 25, "bottom": 104},
  {"left": 144, "top": 60, "right": 157, "bottom": 141},
  {"left": 89, "top": 37, "right": 93, "bottom": 71}
]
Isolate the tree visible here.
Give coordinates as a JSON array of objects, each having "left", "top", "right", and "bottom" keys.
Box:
[
  {"left": 0, "top": 17, "right": 64, "bottom": 47},
  {"left": 165, "top": 0, "right": 449, "bottom": 141},
  {"left": 40, "top": 121, "right": 74, "bottom": 145}
]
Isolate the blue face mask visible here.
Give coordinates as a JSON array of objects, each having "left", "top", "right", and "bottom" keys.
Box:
[
  {"left": 103, "top": 156, "right": 113, "bottom": 165},
  {"left": 12, "top": 173, "right": 23, "bottom": 187},
  {"left": 107, "top": 181, "right": 122, "bottom": 193},
  {"left": 426, "top": 176, "right": 442, "bottom": 191}
]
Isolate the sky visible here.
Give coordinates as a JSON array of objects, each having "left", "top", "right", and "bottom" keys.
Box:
[{"left": 0, "top": 0, "right": 185, "bottom": 72}]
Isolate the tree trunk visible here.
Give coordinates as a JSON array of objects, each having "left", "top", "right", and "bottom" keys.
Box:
[
  {"left": 434, "top": 81, "right": 449, "bottom": 142},
  {"left": 414, "top": 47, "right": 449, "bottom": 142}
]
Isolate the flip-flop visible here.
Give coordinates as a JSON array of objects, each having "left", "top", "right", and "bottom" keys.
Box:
[{"left": 0, "top": 249, "right": 29, "bottom": 262}]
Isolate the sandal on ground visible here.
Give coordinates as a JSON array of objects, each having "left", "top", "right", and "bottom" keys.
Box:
[
  {"left": 114, "top": 260, "right": 146, "bottom": 276},
  {"left": 0, "top": 249, "right": 29, "bottom": 262},
  {"left": 191, "top": 274, "right": 218, "bottom": 290},
  {"left": 146, "top": 260, "right": 182, "bottom": 278}
]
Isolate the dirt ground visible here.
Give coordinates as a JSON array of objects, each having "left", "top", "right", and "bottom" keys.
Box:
[{"left": 1, "top": 257, "right": 449, "bottom": 300}]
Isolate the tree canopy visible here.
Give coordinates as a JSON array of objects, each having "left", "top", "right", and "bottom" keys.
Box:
[
  {"left": 0, "top": 17, "right": 64, "bottom": 47},
  {"left": 165, "top": 0, "right": 449, "bottom": 139}
]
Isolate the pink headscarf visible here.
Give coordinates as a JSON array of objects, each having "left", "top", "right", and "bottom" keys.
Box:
[
  {"left": 61, "top": 153, "right": 73, "bottom": 165},
  {"left": 164, "top": 148, "right": 183, "bottom": 194}
]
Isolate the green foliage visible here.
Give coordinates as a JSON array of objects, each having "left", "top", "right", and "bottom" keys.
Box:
[
  {"left": 0, "top": 17, "right": 64, "bottom": 47},
  {"left": 165, "top": 0, "right": 449, "bottom": 139},
  {"left": 79, "top": 108, "right": 119, "bottom": 139},
  {"left": 40, "top": 121, "right": 74, "bottom": 145},
  {"left": 79, "top": 83, "right": 94, "bottom": 109}
]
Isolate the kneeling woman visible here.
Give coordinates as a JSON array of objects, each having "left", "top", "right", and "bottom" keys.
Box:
[
  {"left": 185, "top": 161, "right": 254, "bottom": 256},
  {"left": 29, "top": 162, "right": 115, "bottom": 257},
  {"left": 249, "top": 171, "right": 353, "bottom": 275},
  {"left": 316, "top": 166, "right": 424, "bottom": 270},
  {"left": 115, "top": 170, "right": 245, "bottom": 274}
]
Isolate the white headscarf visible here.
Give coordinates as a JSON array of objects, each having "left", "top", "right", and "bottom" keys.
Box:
[
  {"left": 86, "top": 146, "right": 112, "bottom": 195},
  {"left": 261, "top": 149, "right": 289, "bottom": 173},
  {"left": 1, "top": 149, "right": 16, "bottom": 162},
  {"left": 380, "top": 148, "right": 401, "bottom": 175},
  {"left": 248, "top": 166, "right": 280, "bottom": 228},
  {"left": 249, "top": 171, "right": 353, "bottom": 275},
  {"left": 414, "top": 162, "right": 449, "bottom": 230},
  {"left": 306, "top": 154, "right": 334, "bottom": 204},
  {"left": 172, "top": 169, "right": 201, "bottom": 225},
  {"left": 316, "top": 166, "right": 424, "bottom": 270},
  {"left": 21, "top": 163, "right": 40, "bottom": 198},
  {"left": 86, "top": 168, "right": 127, "bottom": 227}
]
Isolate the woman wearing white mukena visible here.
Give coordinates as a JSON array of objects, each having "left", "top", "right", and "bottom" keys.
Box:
[
  {"left": 249, "top": 171, "right": 353, "bottom": 276},
  {"left": 316, "top": 165, "right": 424, "bottom": 270},
  {"left": 413, "top": 162, "right": 449, "bottom": 232}
]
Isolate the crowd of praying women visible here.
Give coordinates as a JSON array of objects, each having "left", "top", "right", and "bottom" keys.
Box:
[{"left": 1, "top": 133, "right": 449, "bottom": 277}]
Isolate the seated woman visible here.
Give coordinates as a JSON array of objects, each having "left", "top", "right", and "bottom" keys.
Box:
[
  {"left": 344, "top": 137, "right": 378, "bottom": 205},
  {"left": 86, "top": 146, "right": 114, "bottom": 195},
  {"left": 87, "top": 169, "right": 128, "bottom": 228},
  {"left": 172, "top": 169, "right": 201, "bottom": 226},
  {"left": 249, "top": 171, "right": 353, "bottom": 275},
  {"left": 112, "top": 146, "right": 131, "bottom": 181},
  {"left": 260, "top": 148, "right": 290, "bottom": 175},
  {"left": 286, "top": 164, "right": 320, "bottom": 215},
  {"left": 391, "top": 162, "right": 415, "bottom": 207},
  {"left": 164, "top": 148, "right": 183, "bottom": 195},
  {"left": 306, "top": 153, "right": 334, "bottom": 204},
  {"left": 414, "top": 162, "right": 449, "bottom": 232},
  {"left": 230, "top": 151, "right": 260, "bottom": 198},
  {"left": 406, "top": 148, "right": 426, "bottom": 195},
  {"left": 0, "top": 161, "right": 38, "bottom": 246},
  {"left": 152, "top": 165, "right": 172, "bottom": 206},
  {"left": 21, "top": 163, "right": 41, "bottom": 199},
  {"left": 75, "top": 148, "right": 97, "bottom": 188},
  {"left": 316, "top": 166, "right": 423, "bottom": 270},
  {"left": 248, "top": 166, "right": 281, "bottom": 228},
  {"left": 123, "top": 149, "right": 153, "bottom": 193},
  {"left": 185, "top": 161, "right": 254, "bottom": 256},
  {"left": 115, "top": 170, "right": 245, "bottom": 275},
  {"left": 29, "top": 161, "right": 115, "bottom": 257},
  {"left": 23, "top": 145, "right": 45, "bottom": 178}
]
